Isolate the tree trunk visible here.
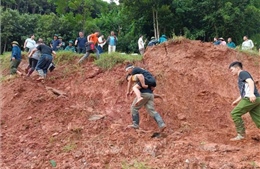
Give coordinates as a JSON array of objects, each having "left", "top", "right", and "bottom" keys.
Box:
[
  {"left": 156, "top": 10, "right": 159, "bottom": 39},
  {"left": 152, "top": 8, "right": 157, "bottom": 39},
  {"left": 4, "top": 38, "right": 7, "bottom": 53}
]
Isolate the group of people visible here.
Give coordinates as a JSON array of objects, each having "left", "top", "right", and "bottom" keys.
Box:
[
  {"left": 138, "top": 34, "right": 168, "bottom": 55},
  {"left": 24, "top": 31, "right": 119, "bottom": 55},
  {"left": 12, "top": 31, "right": 119, "bottom": 79},
  {"left": 213, "top": 37, "right": 236, "bottom": 48},
  {"left": 125, "top": 62, "right": 260, "bottom": 141},
  {"left": 11, "top": 38, "right": 56, "bottom": 81},
  {"left": 10, "top": 31, "right": 260, "bottom": 141},
  {"left": 213, "top": 35, "right": 258, "bottom": 51},
  {"left": 74, "top": 31, "right": 118, "bottom": 55}
]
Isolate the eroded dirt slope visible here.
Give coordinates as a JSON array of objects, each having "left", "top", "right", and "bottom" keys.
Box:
[{"left": 1, "top": 39, "right": 260, "bottom": 169}]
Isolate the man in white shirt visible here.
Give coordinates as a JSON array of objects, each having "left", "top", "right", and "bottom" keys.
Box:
[
  {"left": 241, "top": 35, "right": 254, "bottom": 50},
  {"left": 138, "top": 35, "right": 145, "bottom": 55},
  {"left": 97, "top": 35, "right": 106, "bottom": 54},
  {"left": 23, "top": 34, "right": 36, "bottom": 52}
]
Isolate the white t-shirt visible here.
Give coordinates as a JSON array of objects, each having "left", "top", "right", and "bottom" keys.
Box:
[
  {"left": 25, "top": 38, "right": 36, "bottom": 49},
  {"left": 138, "top": 37, "right": 144, "bottom": 49},
  {"left": 242, "top": 39, "right": 254, "bottom": 50},
  {"left": 98, "top": 37, "right": 106, "bottom": 48}
]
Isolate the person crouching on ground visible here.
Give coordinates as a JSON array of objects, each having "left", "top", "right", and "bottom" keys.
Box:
[
  {"left": 229, "top": 61, "right": 260, "bottom": 141},
  {"left": 29, "top": 41, "right": 56, "bottom": 81},
  {"left": 10, "top": 41, "right": 23, "bottom": 76},
  {"left": 25, "top": 38, "right": 43, "bottom": 77}
]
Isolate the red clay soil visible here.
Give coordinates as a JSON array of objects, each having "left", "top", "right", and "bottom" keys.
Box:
[{"left": 1, "top": 39, "right": 260, "bottom": 169}]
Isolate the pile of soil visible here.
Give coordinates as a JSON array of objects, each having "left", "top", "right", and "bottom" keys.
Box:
[{"left": 1, "top": 39, "right": 260, "bottom": 168}]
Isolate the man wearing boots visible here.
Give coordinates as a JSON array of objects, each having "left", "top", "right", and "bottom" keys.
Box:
[
  {"left": 126, "top": 65, "right": 166, "bottom": 133},
  {"left": 29, "top": 41, "right": 56, "bottom": 81},
  {"left": 229, "top": 61, "right": 260, "bottom": 141}
]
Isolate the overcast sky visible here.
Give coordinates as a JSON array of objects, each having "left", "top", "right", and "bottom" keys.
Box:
[{"left": 102, "top": 0, "right": 119, "bottom": 5}]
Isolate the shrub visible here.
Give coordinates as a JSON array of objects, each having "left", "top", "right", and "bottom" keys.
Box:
[{"left": 94, "top": 52, "right": 142, "bottom": 70}]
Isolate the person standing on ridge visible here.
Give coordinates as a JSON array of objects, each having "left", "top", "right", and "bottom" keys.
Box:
[
  {"left": 107, "top": 31, "right": 118, "bottom": 53},
  {"left": 23, "top": 34, "right": 36, "bottom": 52},
  {"left": 241, "top": 35, "right": 254, "bottom": 50},
  {"left": 75, "top": 32, "right": 87, "bottom": 54},
  {"left": 50, "top": 34, "right": 60, "bottom": 51},
  {"left": 227, "top": 37, "right": 236, "bottom": 48},
  {"left": 138, "top": 35, "right": 145, "bottom": 55}
]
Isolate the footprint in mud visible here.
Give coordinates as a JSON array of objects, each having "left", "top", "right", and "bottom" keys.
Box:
[
  {"left": 251, "top": 135, "right": 260, "bottom": 142},
  {"left": 151, "top": 132, "right": 167, "bottom": 138}
]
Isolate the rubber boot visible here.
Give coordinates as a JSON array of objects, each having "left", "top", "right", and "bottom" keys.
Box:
[
  {"left": 27, "top": 68, "right": 34, "bottom": 77},
  {"left": 154, "top": 113, "right": 166, "bottom": 132},
  {"left": 25, "top": 66, "right": 30, "bottom": 74},
  {"left": 131, "top": 113, "right": 140, "bottom": 129}
]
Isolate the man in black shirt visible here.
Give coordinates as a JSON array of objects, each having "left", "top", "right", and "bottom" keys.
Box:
[
  {"left": 29, "top": 42, "right": 56, "bottom": 81},
  {"left": 229, "top": 61, "right": 260, "bottom": 141},
  {"left": 126, "top": 64, "right": 166, "bottom": 132}
]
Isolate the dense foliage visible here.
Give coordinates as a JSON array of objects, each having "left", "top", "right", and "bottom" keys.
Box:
[{"left": 1, "top": 0, "right": 260, "bottom": 54}]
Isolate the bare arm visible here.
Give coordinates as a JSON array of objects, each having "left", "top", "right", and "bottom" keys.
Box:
[
  {"left": 23, "top": 40, "right": 27, "bottom": 49},
  {"left": 52, "top": 51, "right": 56, "bottom": 60},
  {"left": 136, "top": 74, "right": 148, "bottom": 88},
  {"left": 28, "top": 48, "right": 38, "bottom": 57},
  {"left": 232, "top": 96, "right": 241, "bottom": 106},
  {"left": 75, "top": 39, "right": 78, "bottom": 46},
  {"left": 87, "top": 35, "right": 91, "bottom": 42},
  {"left": 126, "top": 78, "right": 133, "bottom": 95},
  {"left": 246, "top": 78, "right": 256, "bottom": 102}
]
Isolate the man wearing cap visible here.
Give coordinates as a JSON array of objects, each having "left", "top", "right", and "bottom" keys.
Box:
[
  {"left": 219, "top": 37, "right": 226, "bottom": 46},
  {"left": 147, "top": 37, "right": 159, "bottom": 46},
  {"left": 125, "top": 64, "right": 166, "bottom": 132},
  {"left": 29, "top": 41, "right": 56, "bottom": 81},
  {"left": 58, "top": 36, "right": 65, "bottom": 50},
  {"left": 65, "top": 40, "right": 76, "bottom": 52},
  {"left": 229, "top": 61, "right": 260, "bottom": 141},
  {"left": 50, "top": 34, "right": 61, "bottom": 51},
  {"left": 159, "top": 34, "right": 167, "bottom": 44},
  {"left": 10, "top": 41, "right": 23, "bottom": 76}
]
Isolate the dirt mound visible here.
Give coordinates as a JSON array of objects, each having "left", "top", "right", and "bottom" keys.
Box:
[{"left": 1, "top": 39, "right": 260, "bottom": 168}]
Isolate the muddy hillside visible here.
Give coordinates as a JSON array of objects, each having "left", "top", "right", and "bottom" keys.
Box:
[{"left": 1, "top": 39, "right": 260, "bottom": 168}]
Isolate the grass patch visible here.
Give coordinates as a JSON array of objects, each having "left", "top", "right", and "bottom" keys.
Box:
[
  {"left": 236, "top": 47, "right": 260, "bottom": 56},
  {"left": 121, "top": 160, "right": 151, "bottom": 169},
  {"left": 0, "top": 52, "right": 12, "bottom": 71},
  {"left": 62, "top": 142, "right": 77, "bottom": 152},
  {"left": 94, "top": 52, "right": 143, "bottom": 70},
  {"left": 54, "top": 51, "right": 82, "bottom": 65}
]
